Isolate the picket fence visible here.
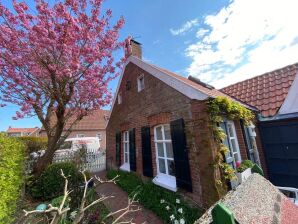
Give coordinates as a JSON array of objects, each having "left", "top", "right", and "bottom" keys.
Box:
[{"left": 52, "top": 149, "right": 106, "bottom": 173}]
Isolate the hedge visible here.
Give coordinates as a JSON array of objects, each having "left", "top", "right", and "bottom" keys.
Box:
[
  {"left": 0, "top": 134, "right": 26, "bottom": 223},
  {"left": 18, "top": 136, "right": 48, "bottom": 153},
  {"left": 107, "top": 170, "right": 202, "bottom": 223}
]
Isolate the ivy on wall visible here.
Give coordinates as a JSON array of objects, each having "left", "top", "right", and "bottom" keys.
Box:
[{"left": 207, "top": 96, "right": 254, "bottom": 195}]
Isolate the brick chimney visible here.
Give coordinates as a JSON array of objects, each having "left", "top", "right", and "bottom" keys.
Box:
[{"left": 125, "top": 37, "right": 142, "bottom": 59}]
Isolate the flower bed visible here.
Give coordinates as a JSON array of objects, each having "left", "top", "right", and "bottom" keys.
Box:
[{"left": 107, "top": 169, "right": 202, "bottom": 223}]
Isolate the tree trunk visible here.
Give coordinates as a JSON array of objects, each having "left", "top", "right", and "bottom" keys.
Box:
[{"left": 33, "top": 128, "right": 63, "bottom": 177}]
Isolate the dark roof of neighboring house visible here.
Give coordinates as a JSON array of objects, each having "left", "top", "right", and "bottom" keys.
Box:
[
  {"left": 196, "top": 173, "right": 298, "bottom": 224},
  {"left": 7, "top": 127, "right": 39, "bottom": 133},
  {"left": 40, "top": 109, "right": 110, "bottom": 131},
  {"left": 221, "top": 63, "right": 298, "bottom": 117}
]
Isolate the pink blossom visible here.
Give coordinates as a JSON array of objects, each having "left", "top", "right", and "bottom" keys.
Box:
[{"left": 0, "top": 0, "right": 125, "bottom": 123}]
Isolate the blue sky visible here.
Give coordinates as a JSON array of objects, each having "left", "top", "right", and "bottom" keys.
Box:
[{"left": 1, "top": 0, "right": 298, "bottom": 131}]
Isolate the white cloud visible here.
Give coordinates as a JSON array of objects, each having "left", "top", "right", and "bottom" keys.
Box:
[
  {"left": 170, "top": 18, "right": 199, "bottom": 36},
  {"left": 185, "top": 0, "right": 298, "bottom": 88}
]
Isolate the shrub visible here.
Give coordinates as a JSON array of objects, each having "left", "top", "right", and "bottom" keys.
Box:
[
  {"left": 31, "top": 162, "right": 84, "bottom": 200},
  {"left": 107, "top": 170, "right": 202, "bottom": 223},
  {"left": 236, "top": 160, "right": 254, "bottom": 173},
  {"left": 18, "top": 136, "right": 48, "bottom": 153},
  {"left": 0, "top": 134, "right": 26, "bottom": 223}
]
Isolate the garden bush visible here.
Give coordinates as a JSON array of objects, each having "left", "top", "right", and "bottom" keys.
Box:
[
  {"left": 31, "top": 162, "right": 84, "bottom": 200},
  {"left": 107, "top": 170, "right": 202, "bottom": 223},
  {"left": 18, "top": 136, "right": 48, "bottom": 153},
  {"left": 0, "top": 134, "right": 26, "bottom": 223}
]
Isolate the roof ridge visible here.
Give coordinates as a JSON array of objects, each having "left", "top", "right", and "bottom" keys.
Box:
[{"left": 221, "top": 62, "right": 298, "bottom": 90}]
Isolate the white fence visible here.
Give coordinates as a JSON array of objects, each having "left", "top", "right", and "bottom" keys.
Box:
[{"left": 52, "top": 149, "right": 106, "bottom": 173}]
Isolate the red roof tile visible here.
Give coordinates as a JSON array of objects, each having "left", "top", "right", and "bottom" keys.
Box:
[
  {"left": 221, "top": 63, "right": 298, "bottom": 117},
  {"left": 150, "top": 64, "right": 238, "bottom": 99},
  {"left": 65, "top": 109, "right": 110, "bottom": 130},
  {"left": 40, "top": 109, "right": 110, "bottom": 131},
  {"left": 7, "top": 127, "right": 38, "bottom": 133}
]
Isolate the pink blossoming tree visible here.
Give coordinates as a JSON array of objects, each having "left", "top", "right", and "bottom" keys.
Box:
[{"left": 0, "top": 0, "right": 125, "bottom": 175}]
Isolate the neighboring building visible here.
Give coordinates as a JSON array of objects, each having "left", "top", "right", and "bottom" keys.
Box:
[
  {"left": 221, "top": 63, "right": 298, "bottom": 189},
  {"left": 40, "top": 110, "right": 110, "bottom": 150},
  {"left": 106, "top": 40, "right": 266, "bottom": 208},
  {"left": 6, "top": 126, "right": 40, "bottom": 137}
]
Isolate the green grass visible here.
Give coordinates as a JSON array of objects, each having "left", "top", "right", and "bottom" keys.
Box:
[{"left": 107, "top": 169, "right": 203, "bottom": 223}]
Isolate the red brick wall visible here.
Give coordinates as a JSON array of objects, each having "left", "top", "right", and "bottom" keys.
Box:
[
  {"left": 234, "top": 120, "right": 248, "bottom": 161},
  {"left": 255, "top": 123, "right": 269, "bottom": 177}
]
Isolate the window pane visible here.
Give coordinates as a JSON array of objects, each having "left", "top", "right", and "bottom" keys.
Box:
[
  {"left": 124, "top": 153, "right": 128, "bottom": 163},
  {"left": 156, "top": 126, "right": 163, "bottom": 140},
  {"left": 158, "top": 159, "right": 166, "bottom": 174},
  {"left": 233, "top": 153, "right": 240, "bottom": 162},
  {"left": 167, "top": 160, "right": 175, "bottom": 176},
  {"left": 228, "top": 124, "right": 235, "bottom": 137},
  {"left": 157, "top": 143, "right": 164, "bottom": 157},
  {"left": 165, "top": 143, "right": 174, "bottom": 158},
  {"left": 164, "top": 125, "right": 171, "bottom": 140},
  {"left": 230, "top": 139, "right": 237, "bottom": 152}
]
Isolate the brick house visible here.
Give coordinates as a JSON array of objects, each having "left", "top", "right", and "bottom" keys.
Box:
[
  {"left": 106, "top": 40, "right": 266, "bottom": 207},
  {"left": 40, "top": 109, "right": 109, "bottom": 150},
  {"left": 6, "top": 126, "right": 40, "bottom": 137},
  {"left": 221, "top": 63, "right": 298, "bottom": 188}
]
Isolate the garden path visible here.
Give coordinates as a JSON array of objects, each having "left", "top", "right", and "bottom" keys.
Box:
[{"left": 94, "top": 171, "right": 163, "bottom": 224}]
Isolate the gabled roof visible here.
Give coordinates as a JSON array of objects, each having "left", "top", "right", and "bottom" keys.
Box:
[
  {"left": 221, "top": 63, "right": 298, "bottom": 117},
  {"left": 64, "top": 109, "right": 110, "bottom": 130},
  {"left": 40, "top": 109, "right": 110, "bottom": 131},
  {"left": 7, "top": 127, "right": 39, "bottom": 133},
  {"left": 109, "top": 56, "right": 252, "bottom": 122}
]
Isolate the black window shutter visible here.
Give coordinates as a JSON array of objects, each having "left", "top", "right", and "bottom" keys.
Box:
[
  {"left": 170, "top": 118, "right": 192, "bottom": 192},
  {"left": 141, "top": 126, "right": 153, "bottom": 177},
  {"left": 129, "top": 128, "right": 137, "bottom": 171},
  {"left": 116, "top": 132, "right": 121, "bottom": 167}
]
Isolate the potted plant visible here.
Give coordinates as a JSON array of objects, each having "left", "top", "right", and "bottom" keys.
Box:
[{"left": 236, "top": 160, "right": 254, "bottom": 184}]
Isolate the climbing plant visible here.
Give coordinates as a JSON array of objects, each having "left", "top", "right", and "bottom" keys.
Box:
[{"left": 207, "top": 96, "right": 254, "bottom": 195}]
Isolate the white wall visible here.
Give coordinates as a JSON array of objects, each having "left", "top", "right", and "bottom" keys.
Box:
[{"left": 279, "top": 72, "right": 298, "bottom": 115}]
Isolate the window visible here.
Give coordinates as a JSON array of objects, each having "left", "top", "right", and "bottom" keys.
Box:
[
  {"left": 154, "top": 125, "right": 175, "bottom": 176},
  {"left": 244, "top": 124, "right": 260, "bottom": 165},
  {"left": 76, "top": 134, "right": 85, "bottom": 138},
  {"left": 123, "top": 131, "right": 129, "bottom": 164},
  {"left": 226, "top": 121, "right": 241, "bottom": 165},
  {"left": 96, "top": 133, "right": 102, "bottom": 140},
  {"left": 137, "top": 74, "right": 145, "bottom": 92},
  {"left": 118, "top": 92, "right": 122, "bottom": 104}
]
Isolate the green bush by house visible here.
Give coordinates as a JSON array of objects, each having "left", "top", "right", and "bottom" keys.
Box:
[
  {"left": 31, "top": 162, "right": 84, "bottom": 200},
  {"left": 18, "top": 136, "right": 48, "bottom": 153},
  {"left": 107, "top": 170, "right": 202, "bottom": 223},
  {"left": 0, "top": 134, "right": 26, "bottom": 224}
]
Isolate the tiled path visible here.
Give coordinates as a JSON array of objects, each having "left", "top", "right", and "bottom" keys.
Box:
[{"left": 94, "top": 171, "right": 163, "bottom": 224}]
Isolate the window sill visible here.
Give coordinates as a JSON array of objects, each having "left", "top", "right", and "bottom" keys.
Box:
[
  {"left": 120, "top": 163, "right": 130, "bottom": 172},
  {"left": 153, "top": 174, "right": 177, "bottom": 192}
]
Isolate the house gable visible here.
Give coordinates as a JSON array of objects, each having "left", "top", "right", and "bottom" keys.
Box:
[{"left": 279, "top": 71, "right": 298, "bottom": 115}]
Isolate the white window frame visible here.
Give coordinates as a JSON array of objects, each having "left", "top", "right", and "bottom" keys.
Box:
[
  {"left": 118, "top": 92, "right": 122, "bottom": 104},
  {"left": 120, "top": 131, "right": 130, "bottom": 172},
  {"left": 154, "top": 124, "right": 174, "bottom": 176},
  {"left": 137, "top": 74, "right": 145, "bottom": 92},
  {"left": 96, "top": 133, "right": 102, "bottom": 140},
  {"left": 226, "top": 120, "right": 241, "bottom": 166},
  {"left": 76, "top": 134, "right": 85, "bottom": 138},
  {"left": 153, "top": 124, "right": 177, "bottom": 192}
]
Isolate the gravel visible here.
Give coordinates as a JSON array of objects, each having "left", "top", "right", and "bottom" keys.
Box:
[{"left": 196, "top": 173, "right": 290, "bottom": 224}]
